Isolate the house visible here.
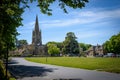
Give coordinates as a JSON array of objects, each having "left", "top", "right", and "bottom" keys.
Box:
[{"left": 86, "top": 44, "right": 104, "bottom": 57}]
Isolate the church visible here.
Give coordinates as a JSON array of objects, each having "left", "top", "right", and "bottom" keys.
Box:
[
  {"left": 31, "top": 15, "right": 47, "bottom": 56},
  {"left": 11, "top": 15, "right": 47, "bottom": 56}
]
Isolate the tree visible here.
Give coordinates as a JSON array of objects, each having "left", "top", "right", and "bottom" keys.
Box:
[
  {"left": 79, "top": 43, "right": 91, "bottom": 56},
  {"left": 62, "top": 32, "right": 79, "bottom": 55},
  {"left": 0, "top": 1, "right": 23, "bottom": 58},
  {"left": 103, "top": 33, "right": 120, "bottom": 54},
  {"left": 17, "top": 39, "right": 28, "bottom": 48},
  {"left": 103, "top": 41, "right": 110, "bottom": 53},
  {"left": 37, "top": 0, "right": 89, "bottom": 15},
  {"left": 47, "top": 43, "right": 60, "bottom": 56},
  {"left": 47, "top": 41, "right": 63, "bottom": 50},
  {"left": 79, "top": 43, "right": 91, "bottom": 51}
]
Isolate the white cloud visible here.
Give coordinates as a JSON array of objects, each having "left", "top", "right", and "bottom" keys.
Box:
[
  {"left": 77, "top": 9, "right": 120, "bottom": 18},
  {"left": 28, "top": 21, "right": 35, "bottom": 26},
  {"left": 17, "top": 22, "right": 35, "bottom": 31},
  {"left": 78, "top": 11, "right": 96, "bottom": 17},
  {"left": 19, "top": 9, "right": 120, "bottom": 30},
  {"left": 39, "top": 9, "right": 120, "bottom": 28},
  {"left": 77, "top": 32, "right": 101, "bottom": 39},
  {"left": 41, "top": 19, "right": 80, "bottom": 28}
]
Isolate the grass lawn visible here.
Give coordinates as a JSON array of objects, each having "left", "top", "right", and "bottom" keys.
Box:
[
  {"left": 10, "top": 78, "right": 16, "bottom": 80},
  {"left": 25, "top": 57, "right": 120, "bottom": 73}
]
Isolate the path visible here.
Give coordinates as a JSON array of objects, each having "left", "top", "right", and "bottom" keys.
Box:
[{"left": 8, "top": 57, "right": 120, "bottom": 80}]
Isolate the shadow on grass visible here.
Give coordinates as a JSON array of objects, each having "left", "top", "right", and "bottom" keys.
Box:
[{"left": 8, "top": 64, "right": 56, "bottom": 79}]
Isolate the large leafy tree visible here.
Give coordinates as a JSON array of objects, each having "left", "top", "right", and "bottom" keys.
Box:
[
  {"left": 62, "top": 32, "right": 80, "bottom": 55},
  {"left": 103, "top": 33, "right": 120, "bottom": 54},
  {"left": 47, "top": 43, "right": 60, "bottom": 56},
  {"left": 0, "top": 0, "right": 24, "bottom": 58},
  {"left": 47, "top": 41, "right": 63, "bottom": 51}
]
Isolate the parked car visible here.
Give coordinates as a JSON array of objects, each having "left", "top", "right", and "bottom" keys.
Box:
[
  {"left": 107, "top": 53, "right": 114, "bottom": 57},
  {"left": 116, "top": 54, "right": 120, "bottom": 57},
  {"left": 104, "top": 53, "right": 115, "bottom": 57}
]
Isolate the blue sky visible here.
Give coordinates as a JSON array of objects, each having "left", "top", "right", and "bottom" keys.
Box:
[{"left": 17, "top": 0, "right": 120, "bottom": 45}]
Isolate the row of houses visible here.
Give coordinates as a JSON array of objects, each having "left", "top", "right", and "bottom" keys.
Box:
[{"left": 81, "top": 44, "right": 104, "bottom": 57}]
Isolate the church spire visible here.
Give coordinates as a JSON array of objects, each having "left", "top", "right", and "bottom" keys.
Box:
[
  {"left": 35, "top": 15, "right": 40, "bottom": 31},
  {"left": 32, "top": 15, "right": 42, "bottom": 46}
]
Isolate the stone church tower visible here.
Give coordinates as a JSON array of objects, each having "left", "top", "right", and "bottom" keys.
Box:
[
  {"left": 32, "top": 15, "right": 42, "bottom": 46},
  {"left": 31, "top": 15, "right": 47, "bottom": 56}
]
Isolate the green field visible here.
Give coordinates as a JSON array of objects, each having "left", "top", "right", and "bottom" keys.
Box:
[{"left": 25, "top": 57, "right": 120, "bottom": 73}]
